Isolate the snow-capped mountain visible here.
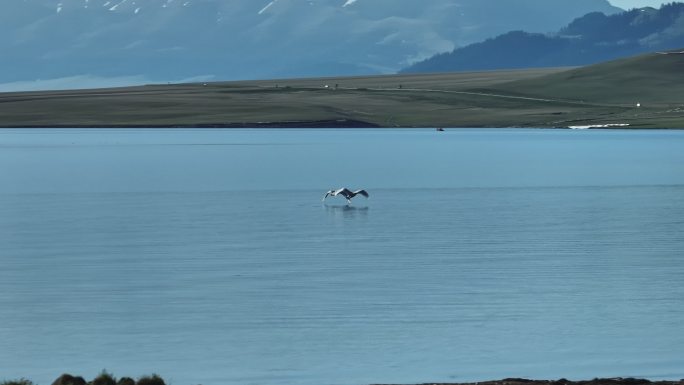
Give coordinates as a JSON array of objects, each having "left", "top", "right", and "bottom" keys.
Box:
[{"left": 0, "top": 0, "right": 621, "bottom": 88}]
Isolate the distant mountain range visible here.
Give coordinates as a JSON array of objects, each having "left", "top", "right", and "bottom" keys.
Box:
[
  {"left": 0, "top": 0, "right": 621, "bottom": 89},
  {"left": 403, "top": 2, "right": 684, "bottom": 73}
]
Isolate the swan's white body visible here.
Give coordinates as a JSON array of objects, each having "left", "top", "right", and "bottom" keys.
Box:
[{"left": 322, "top": 188, "right": 369, "bottom": 204}]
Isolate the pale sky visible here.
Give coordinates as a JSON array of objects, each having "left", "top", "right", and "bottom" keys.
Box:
[{"left": 610, "top": 0, "right": 668, "bottom": 9}]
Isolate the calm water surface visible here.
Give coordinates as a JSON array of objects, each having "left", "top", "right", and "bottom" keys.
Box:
[{"left": 1, "top": 129, "right": 683, "bottom": 385}]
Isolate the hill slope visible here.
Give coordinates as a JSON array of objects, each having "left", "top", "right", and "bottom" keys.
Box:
[
  {"left": 496, "top": 50, "right": 684, "bottom": 105},
  {"left": 403, "top": 2, "right": 684, "bottom": 73},
  {"left": 1, "top": 50, "right": 683, "bottom": 129}
]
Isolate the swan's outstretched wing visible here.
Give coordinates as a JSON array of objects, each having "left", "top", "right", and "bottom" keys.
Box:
[
  {"left": 336, "top": 188, "right": 352, "bottom": 195},
  {"left": 354, "top": 189, "right": 369, "bottom": 198}
]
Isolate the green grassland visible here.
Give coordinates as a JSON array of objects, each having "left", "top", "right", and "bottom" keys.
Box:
[{"left": 1, "top": 52, "right": 683, "bottom": 128}]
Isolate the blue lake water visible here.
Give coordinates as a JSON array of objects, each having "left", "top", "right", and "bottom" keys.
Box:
[{"left": 1, "top": 129, "right": 683, "bottom": 385}]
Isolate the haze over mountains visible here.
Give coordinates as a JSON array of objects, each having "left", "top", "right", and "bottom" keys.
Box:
[
  {"left": 403, "top": 2, "right": 684, "bottom": 73},
  {"left": 1, "top": 0, "right": 621, "bottom": 89}
]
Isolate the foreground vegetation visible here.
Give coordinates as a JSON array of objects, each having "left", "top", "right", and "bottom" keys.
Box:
[
  {"left": 1, "top": 372, "right": 165, "bottom": 385},
  {"left": 1, "top": 51, "right": 684, "bottom": 128}
]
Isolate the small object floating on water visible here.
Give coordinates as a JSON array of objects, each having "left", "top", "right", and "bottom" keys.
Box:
[
  {"left": 436, "top": 127, "right": 445, "bottom": 132},
  {"left": 323, "top": 188, "right": 369, "bottom": 204}
]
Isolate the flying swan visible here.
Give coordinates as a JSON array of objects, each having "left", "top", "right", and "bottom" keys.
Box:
[{"left": 322, "top": 188, "right": 369, "bottom": 204}]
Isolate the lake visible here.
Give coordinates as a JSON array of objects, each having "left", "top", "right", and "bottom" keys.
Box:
[{"left": 1, "top": 128, "right": 683, "bottom": 385}]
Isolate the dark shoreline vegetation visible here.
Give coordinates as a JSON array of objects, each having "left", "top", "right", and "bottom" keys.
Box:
[
  {"left": 1, "top": 51, "right": 684, "bottom": 129},
  {"left": 3, "top": 376, "right": 683, "bottom": 385},
  {"left": 1, "top": 373, "right": 165, "bottom": 385}
]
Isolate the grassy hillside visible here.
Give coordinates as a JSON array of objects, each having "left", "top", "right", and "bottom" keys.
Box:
[
  {"left": 493, "top": 51, "right": 684, "bottom": 127},
  {"left": 0, "top": 52, "right": 683, "bottom": 128},
  {"left": 501, "top": 51, "right": 684, "bottom": 104}
]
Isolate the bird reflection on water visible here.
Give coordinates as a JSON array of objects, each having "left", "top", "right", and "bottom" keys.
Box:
[{"left": 324, "top": 203, "right": 369, "bottom": 218}]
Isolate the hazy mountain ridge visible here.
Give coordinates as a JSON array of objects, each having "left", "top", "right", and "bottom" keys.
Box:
[
  {"left": 403, "top": 2, "right": 684, "bottom": 73},
  {"left": 0, "top": 0, "right": 620, "bottom": 88}
]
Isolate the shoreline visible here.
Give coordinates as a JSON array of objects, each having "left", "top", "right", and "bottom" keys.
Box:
[
  {"left": 0, "top": 119, "right": 380, "bottom": 129},
  {"left": 7, "top": 376, "right": 684, "bottom": 385},
  {"left": 0, "top": 124, "right": 679, "bottom": 130},
  {"left": 374, "top": 378, "right": 684, "bottom": 385}
]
